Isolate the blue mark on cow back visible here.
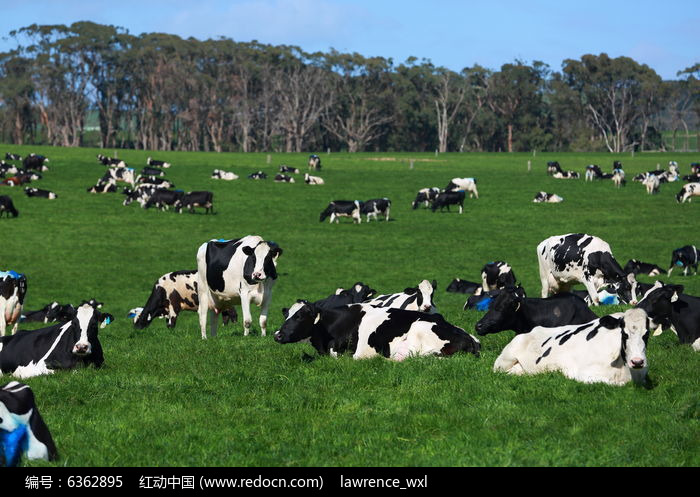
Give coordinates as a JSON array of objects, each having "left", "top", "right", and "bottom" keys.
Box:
[{"left": 1, "top": 423, "right": 28, "bottom": 467}]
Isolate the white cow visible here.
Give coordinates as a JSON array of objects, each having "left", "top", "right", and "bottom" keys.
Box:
[
  {"left": 493, "top": 308, "right": 650, "bottom": 386},
  {"left": 196, "top": 236, "right": 282, "bottom": 339},
  {"left": 211, "top": 169, "right": 239, "bottom": 181},
  {"left": 642, "top": 174, "right": 660, "bottom": 194},
  {"left": 304, "top": 173, "right": 324, "bottom": 185},
  {"left": 445, "top": 177, "right": 479, "bottom": 198},
  {"left": 0, "top": 271, "right": 27, "bottom": 336}
]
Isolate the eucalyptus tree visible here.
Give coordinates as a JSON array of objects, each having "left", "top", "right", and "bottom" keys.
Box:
[{"left": 0, "top": 50, "right": 35, "bottom": 144}]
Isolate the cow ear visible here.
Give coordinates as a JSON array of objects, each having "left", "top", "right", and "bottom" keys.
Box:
[
  {"left": 670, "top": 285, "right": 684, "bottom": 302},
  {"left": 431, "top": 279, "right": 437, "bottom": 290},
  {"left": 282, "top": 308, "right": 289, "bottom": 318},
  {"left": 403, "top": 287, "right": 418, "bottom": 294},
  {"left": 626, "top": 273, "right": 637, "bottom": 285},
  {"left": 599, "top": 315, "right": 622, "bottom": 329},
  {"left": 100, "top": 313, "right": 114, "bottom": 328},
  {"left": 242, "top": 246, "right": 254, "bottom": 255}
]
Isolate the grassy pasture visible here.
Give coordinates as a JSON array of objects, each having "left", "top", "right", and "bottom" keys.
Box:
[{"left": 1, "top": 146, "right": 698, "bottom": 467}]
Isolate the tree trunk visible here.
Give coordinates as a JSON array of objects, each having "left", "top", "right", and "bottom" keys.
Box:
[{"left": 507, "top": 123, "right": 513, "bottom": 152}]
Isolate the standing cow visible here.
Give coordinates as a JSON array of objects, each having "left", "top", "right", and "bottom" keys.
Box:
[
  {"left": 196, "top": 236, "right": 282, "bottom": 338},
  {"left": 0, "top": 271, "right": 27, "bottom": 336},
  {"left": 668, "top": 245, "right": 698, "bottom": 276}
]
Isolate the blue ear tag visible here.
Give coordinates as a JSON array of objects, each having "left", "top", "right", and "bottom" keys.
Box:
[
  {"left": 1, "top": 424, "right": 28, "bottom": 467},
  {"left": 476, "top": 297, "right": 492, "bottom": 312},
  {"left": 104, "top": 316, "right": 112, "bottom": 325},
  {"left": 676, "top": 261, "right": 684, "bottom": 267},
  {"left": 601, "top": 295, "right": 619, "bottom": 305}
]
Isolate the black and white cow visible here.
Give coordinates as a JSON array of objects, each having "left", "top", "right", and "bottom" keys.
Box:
[
  {"left": 0, "top": 303, "right": 109, "bottom": 378},
  {"left": 137, "top": 176, "right": 174, "bottom": 188},
  {"left": 211, "top": 169, "right": 239, "bottom": 180},
  {"left": 612, "top": 169, "right": 626, "bottom": 188},
  {"left": 412, "top": 187, "right": 441, "bottom": 209},
  {"left": 174, "top": 191, "right": 214, "bottom": 214},
  {"left": 464, "top": 288, "right": 502, "bottom": 311},
  {"left": 97, "top": 154, "right": 125, "bottom": 167},
  {"left": 445, "top": 177, "right": 478, "bottom": 198},
  {"left": 0, "top": 271, "right": 26, "bottom": 336},
  {"left": 683, "top": 173, "right": 700, "bottom": 183},
  {"left": 274, "top": 301, "right": 480, "bottom": 360},
  {"left": 481, "top": 261, "right": 517, "bottom": 291},
  {"left": 274, "top": 174, "right": 295, "bottom": 183},
  {"left": 361, "top": 198, "right": 391, "bottom": 222},
  {"left": 133, "top": 270, "right": 235, "bottom": 330},
  {"left": 87, "top": 179, "right": 117, "bottom": 194},
  {"left": 144, "top": 189, "right": 184, "bottom": 211},
  {"left": 103, "top": 166, "right": 136, "bottom": 186},
  {"left": 493, "top": 308, "right": 651, "bottom": 386},
  {"left": 0, "top": 196, "right": 18, "bottom": 218},
  {"left": 320, "top": 200, "right": 362, "bottom": 224},
  {"left": 140, "top": 167, "right": 165, "bottom": 177},
  {"left": 312, "top": 282, "right": 377, "bottom": 312},
  {"left": 304, "top": 173, "right": 324, "bottom": 185},
  {"left": 642, "top": 174, "right": 660, "bottom": 194},
  {"left": 308, "top": 154, "right": 321, "bottom": 170},
  {"left": 692, "top": 163, "right": 700, "bottom": 175},
  {"left": 279, "top": 165, "right": 300, "bottom": 174},
  {"left": 552, "top": 170, "right": 580, "bottom": 179},
  {"left": 22, "top": 154, "right": 49, "bottom": 171},
  {"left": 122, "top": 183, "right": 161, "bottom": 207},
  {"left": 668, "top": 245, "right": 698, "bottom": 276},
  {"left": 0, "top": 381, "right": 58, "bottom": 466},
  {"left": 24, "top": 188, "right": 57, "bottom": 200},
  {"left": 21, "top": 302, "right": 75, "bottom": 324},
  {"left": 623, "top": 259, "right": 664, "bottom": 277},
  {"left": 547, "top": 161, "right": 563, "bottom": 175},
  {"left": 196, "top": 236, "right": 282, "bottom": 338},
  {"left": 585, "top": 164, "right": 603, "bottom": 181},
  {"left": 431, "top": 190, "right": 465, "bottom": 214},
  {"left": 365, "top": 279, "right": 437, "bottom": 313},
  {"left": 676, "top": 182, "right": 700, "bottom": 203},
  {"left": 4, "top": 153, "right": 21, "bottom": 161},
  {"left": 147, "top": 157, "right": 171, "bottom": 168},
  {"left": 446, "top": 278, "right": 481, "bottom": 294},
  {"left": 533, "top": 192, "right": 563, "bottom": 203},
  {"left": 248, "top": 171, "right": 267, "bottom": 180},
  {"left": 473, "top": 286, "right": 598, "bottom": 336},
  {"left": 537, "top": 233, "right": 635, "bottom": 305}
]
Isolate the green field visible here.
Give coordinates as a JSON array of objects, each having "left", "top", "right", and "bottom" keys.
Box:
[{"left": 2, "top": 146, "right": 698, "bottom": 467}]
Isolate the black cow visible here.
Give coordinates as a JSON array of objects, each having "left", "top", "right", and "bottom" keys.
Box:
[
  {"left": 635, "top": 281, "right": 699, "bottom": 351},
  {"left": 140, "top": 167, "right": 165, "bottom": 177},
  {"left": 481, "top": 261, "right": 517, "bottom": 291},
  {"left": 446, "top": 278, "right": 481, "bottom": 294},
  {"left": 174, "top": 191, "right": 214, "bottom": 214},
  {"left": 1, "top": 271, "right": 27, "bottom": 336},
  {"left": 144, "top": 190, "right": 184, "bottom": 211},
  {"left": 24, "top": 188, "right": 57, "bottom": 199},
  {"left": 22, "top": 154, "right": 49, "bottom": 171},
  {"left": 320, "top": 200, "right": 363, "bottom": 224},
  {"left": 474, "top": 286, "right": 598, "bottom": 336},
  {"left": 0, "top": 303, "right": 109, "bottom": 378},
  {"left": 147, "top": 157, "right": 171, "bottom": 168},
  {"left": 668, "top": 245, "right": 698, "bottom": 276},
  {"left": 0, "top": 196, "right": 19, "bottom": 218},
  {"left": 274, "top": 301, "right": 480, "bottom": 360},
  {"left": 361, "top": 198, "right": 391, "bottom": 222},
  {"left": 431, "top": 190, "right": 465, "bottom": 214},
  {"left": 248, "top": 171, "right": 267, "bottom": 180},
  {"left": 624, "top": 259, "right": 664, "bottom": 277},
  {"left": 21, "top": 302, "right": 75, "bottom": 324},
  {"left": 4, "top": 153, "right": 22, "bottom": 161},
  {"left": 0, "top": 382, "right": 58, "bottom": 466},
  {"left": 312, "top": 282, "right": 377, "bottom": 312}
]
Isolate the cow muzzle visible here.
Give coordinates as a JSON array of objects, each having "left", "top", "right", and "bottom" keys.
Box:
[
  {"left": 252, "top": 272, "right": 265, "bottom": 281},
  {"left": 72, "top": 342, "right": 92, "bottom": 356},
  {"left": 629, "top": 357, "right": 646, "bottom": 369}
]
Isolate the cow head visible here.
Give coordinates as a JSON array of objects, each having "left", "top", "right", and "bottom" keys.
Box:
[
  {"left": 599, "top": 308, "right": 650, "bottom": 372},
  {"left": 242, "top": 241, "right": 283, "bottom": 284},
  {"left": 275, "top": 300, "right": 318, "bottom": 344},
  {"left": 404, "top": 279, "right": 437, "bottom": 313},
  {"left": 634, "top": 281, "right": 683, "bottom": 334},
  {"left": 65, "top": 304, "right": 109, "bottom": 366},
  {"left": 474, "top": 286, "right": 525, "bottom": 336},
  {"left": 348, "top": 282, "right": 376, "bottom": 302},
  {"left": 134, "top": 285, "right": 167, "bottom": 330}
]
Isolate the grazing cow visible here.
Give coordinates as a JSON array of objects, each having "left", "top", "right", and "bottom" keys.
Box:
[
  {"left": 308, "top": 154, "right": 321, "bottom": 170},
  {"left": 211, "top": 169, "right": 239, "bottom": 181},
  {"left": 22, "top": 154, "right": 49, "bottom": 171},
  {"left": 481, "top": 261, "right": 517, "bottom": 291},
  {"left": 274, "top": 301, "right": 480, "bottom": 361},
  {"left": 248, "top": 171, "right": 267, "bottom": 180},
  {"left": 21, "top": 302, "right": 75, "bottom": 324},
  {"left": 144, "top": 189, "right": 184, "bottom": 211},
  {"left": 122, "top": 183, "right": 161, "bottom": 207},
  {"left": 319, "top": 200, "right": 362, "bottom": 224},
  {"left": 274, "top": 174, "right": 295, "bottom": 183},
  {"left": 0, "top": 196, "right": 18, "bottom": 218},
  {"left": 474, "top": 286, "right": 598, "bottom": 336},
  {"left": 174, "top": 191, "right": 214, "bottom": 214},
  {"left": 412, "top": 187, "right": 441, "bottom": 209},
  {"left": 642, "top": 174, "right": 660, "bottom": 194},
  {"left": 0, "top": 382, "right": 58, "bottom": 466},
  {"left": 196, "top": 236, "right": 282, "bottom": 338},
  {"left": 446, "top": 278, "right": 481, "bottom": 294},
  {"left": 140, "top": 167, "right": 165, "bottom": 177},
  {"left": 24, "top": 188, "right": 56, "bottom": 200},
  {"left": 147, "top": 157, "right": 171, "bottom": 168},
  {"left": 0, "top": 271, "right": 27, "bottom": 336},
  {"left": 4, "top": 153, "right": 22, "bottom": 161},
  {"left": 87, "top": 179, "right": 117, "bottom": 194},
  {"left": 0, "top": 303, "right": 109, "bottom": 378},
  {"left": 493, "top": 308, "right": 650, "bottom": 386},
  {"left": 585, "top": 164, "right": 603, "bottom": 181},
  {"left": 365, "top": 279, "right": 437, "bottom": 313},
  {"left": 533, "top": 192, "right": 563, "bottom": 203},
  {"left": 97, "top": 154, "right": 125, "bottom": 167},
  {"left": 133, "top": 270, "right": 235, "bottom": 330},
  {"left": 304, "top": 173, "right": 324, "bottom": 185},
  {"left": 361, "top": 198, "right": 391, "bottom": 222},
  {"left": 431, "top": 190, "right": 465, "bottom": 214},
  {"left": 633, "top": 170, "right": 664, "bottom": 182},
  {"left": 668, "top": 245, "right": 698, "bottom": 276},
  {"left": 623, "top": 259, "right": 664, "bottom": 277},
  {"left": 312, "top": 282, "right": 377, "bottom": 312},
  {"left": 634, "top": 281, "right": 699, "bottom": 351},
  {"left": 537, "top": 233, "right": 635, "bottom": 305},
  {"left": 445, "top": 178, "right": 478, "bottom": 198},
  {"left": 547, "top": 161, "right": 563, "bottom": 176},
  {"left": 552, "top": 170, "right": 580, "bottom": 179},
  {"left": 279, "top": 165, "right": 300, "bottom": 174},
  {"left": 676, "top": 182, "right": 700, "bottom": 203}
]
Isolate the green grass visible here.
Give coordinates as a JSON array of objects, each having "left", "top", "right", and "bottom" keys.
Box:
[{"left": 2, "top": 146, "right": 698, "bottom": 467}]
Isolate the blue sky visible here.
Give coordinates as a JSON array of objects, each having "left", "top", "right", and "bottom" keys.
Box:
[{"left": 0, "top": 0, "right": 697, "bottom": 79}]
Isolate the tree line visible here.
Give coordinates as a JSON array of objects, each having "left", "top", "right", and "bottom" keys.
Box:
[{"left": 0, "top": 21, "right": 698, "bottom": 153}]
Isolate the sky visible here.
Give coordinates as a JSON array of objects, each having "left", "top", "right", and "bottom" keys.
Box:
[{"left": 0, "top": 0, "right": 698, "bottom": 80}]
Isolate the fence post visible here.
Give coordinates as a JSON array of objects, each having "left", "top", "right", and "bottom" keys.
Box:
[
  {"left": 527, "top": 160, "right": 531, "bottom": 172},
  {"left": 266, "top": 154, "right": 271, "bottom": 164}
]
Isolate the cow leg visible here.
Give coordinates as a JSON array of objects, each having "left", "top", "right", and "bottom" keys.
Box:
[
  {"left": 240, "top": 295, "right": 253, "bottom": 336},
  {"left": 197, "top": 291, "right": 210, "bottom": 339},
  {"left": 458, "top": 203, "right": 463, "bottom": 214},
  {"left": 583, "top": 279, "right": 601, "bottom": 305},
  {"left": 209, "top": 309, "right": 218, "bottom": 337},
  {"left": 259, "top": 285, "right": 274, "bottom": 337}
]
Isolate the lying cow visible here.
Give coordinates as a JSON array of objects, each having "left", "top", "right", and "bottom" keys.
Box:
[
  {"left": 211, "top": 169, "right": 239, "bottom": 180},
  {"left": 481, "top": 261, "right": 517, "bottom": 291},
  {"left": 274, "top": 174, "right": 295, "bottom": 183},
  {"left": 97, "top": 154, "right": 125, "bottom": 167},
  {"left": 320, "top": 200, "right": 362, "bottom": 224},
  {"left": 147, "top": 157, "right": 171, "bottom": 168},
  {"left": 0, "top": 271, "right": 26, "bottom": 336},
  {"left": 431, "top": 190, "right": 465, "bottom": 214},
  {"left": 87, "top": 179, "right": 117, "bottom": 194},
  {"left": 4, "top": 153, "right": 22, "bottom": 161},
  {"left": 0, "top": 382, "right": 58, "bottom": 466},
  {"left": 676, "top": 182, "right": 700, "bottom": 203},
  {"left": 547, "top": 161, "right": 563, "bottom": 176},
  {"left": 24, "top": 188, "right": 57, "bottom": 199},
  {"left": 0, "top": 196, "right": 18, "bottom": 218},
  {"left": 0, "top": 303, "right": 109, "bottom": 378},
  {"left": 445, "top": 177, "right": 478, "bottom": 198},
  {"left": 365, "top": 279, "right": 437, "bottom": 313},
  {"left": 312, "top": 282, "right": 377, "bottom": 312},
  {"left": 248, "top": 171, "right": 267, "bottom": 180},
  {"left": 22, "top": 154, "right": 49, "bottom": 171},
  {"left": 361, "top": 198, "right": 391, "bottom": 222},
  {"left": 473, "top": 286, "right": 598, "bottom": 336},
  {"left": 533, "top": 192, "right": 563, "bottom": 203},
  {"left": 21, "top": 302, "right": 75, "bottom": 324},
  {"left": 304, "top": 173, "right": 324, "bottom": 185},
  {"left": 668, "top": 245, "right": 698, "bottom": 276},
  {"left": 446, "top": 278, "right": 481, "bottom": 294},
  {"left": 279, "top": 165, "right": 300, "bottom": 174},
  {"left": 412, "top": 187, "right": 441, "bottom": 209},
  {"left": 552, "top": 170, "right": 579, "bottom": 179},
  {"left": 537, "top": 233, "right": 635, "bottom": 305},
  {"left": 493, "top": 308, "right": 650, "bottom": 386},
  {"left": 623, "top": 259, "right": 664, "bottom": 277},
  {"left": 274, "top": 301, "right": 480, "bottom": 360}
]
